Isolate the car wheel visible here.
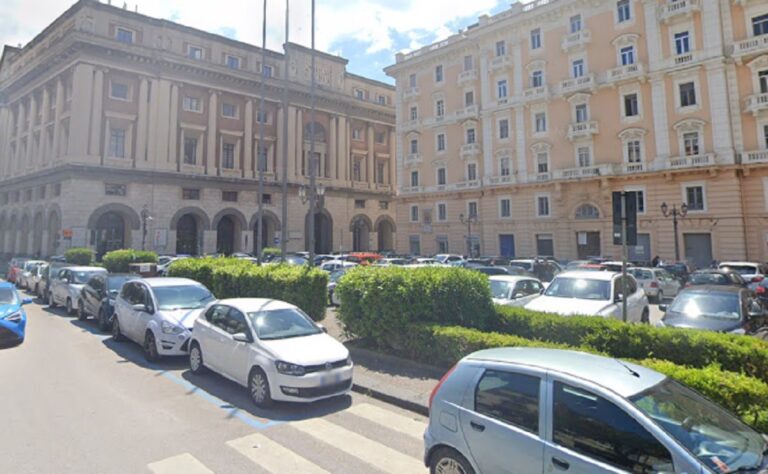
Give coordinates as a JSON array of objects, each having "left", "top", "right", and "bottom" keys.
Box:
[
  {"left": 144, "top": 331, "right": 160, "bottom": 362},
  {"left": 48, "top": 292, "right": 56, "bottom": 308},
  {"left": 248, "top": 367, "right": 272, "bottom": 408},
  {"left": 97, "top": 307, "right": 110, "bottom": 332},
  {"left": 33, "top": 284, "right": 39, "bottom": 297},
  {"left": 111, "top": 317, "right": 124, "bottom": 342},
  {"left": 77, "top": 300, "right": 87, "bottom": 321},
  {"left": 430, "top": 447, "right": 475, "bottom": 474},
  {"left": 641, "top": 307, "right": 650, "bottom": 324},
  {"left": 656, "top": 291, "right": 664, "bottom": 304},
  {"left": 189, "top": 342, "right": 206, "bottom": 374},
  {"left": 66, "top": 298, "right": 75, "bottom": 316}
]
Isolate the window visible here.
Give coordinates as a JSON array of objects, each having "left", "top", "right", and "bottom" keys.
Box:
[
  {"left": 262, "top": 194, "right": 272, "bottom": 205},
  {"left": 679, "top": 82, "right": 696, "bottom": 107},
  {"left": 500, "top": 199, "right": 512, "bottom": 218},
  {"left": 468, "top": 201, "right": 478, "bottom": 218},
  {"left": 627, "top": 140, "right": 642, "bottom": 163},
  {"left": 530, "top": 28, "right": 541, "bottom": 49},
  {"left": 437, "top": 133, "right": 446, "bottom": 152},
  {"left": 435, "top": 65, "right": 444, "bottom": 83},
  {"left": 105, "top": 183, "right": 126, "bottom": 196},
  {"left": 222, "top": 103, "right": 237, "bottom": 118},
  {"left": 495, "top": 40, "right": 506, "bottom": 57},
  {"left": 410, "top": 205, "right": 419, "bottom": 222},
  {"left": 379, "top": 201, "right": 389, "bottom": 210},
  {"left": 409, "top": 235, "right": 421, "bottom": 255},
  {"left": 537, "top": 195, "right": 550, "bottom": 217},
  {"left": 108, "top": 128, "right": 126, "bottom": 158},
  {"left": 182, "top": 188, "right": 200, "bottom": 200},
  {"left": 376, "top": 162, "right": 386, "bottom": 184},
  {"left": 355, "top": 88, "right": 365, "bottom": 100},
  {"left": 476, "top": 371, "right": 539, "bottom": 432},
  {"left": 410, "top": 171, "right": 419, "bottom": 187},
  {"left": 410, "top": 139, "right": 419, "bottom": 154},
  {"left": 674, "top": 31, "right": 690, "bottom": 55},
  {"left": 537, "top": 153, "right": 549, "bottom": 173},
  {"left": 683, "top": 132, "right": 700, "bottom": 156},
  {"left": 437, "top": 236, "right": 449, "bottom": 253},
  {"left": 535, "top": 112, "right": 547, "bottom": 133},
  {"left": 115, "top": 27, "right": 134, "bottom": 44},
  {"left": 53, "top": 183, "right": 61, "bottom": 197},
  {"left": 624, "top": 93, "right": 639, "bottom": 117},
  {"left": 499, "top": 119, "right": 510, "bottom": 139},
  {"left": 437, "top": 203, "right": 447, "bottom": 221},
  {"left": 222, "top": 143, "right": 236, "bottom": 169},
  {"left": 575, "top": 104, "right": 588, "bottom": 123},
  {"left": 627, "top": 189, "right": 645, "bottom": 213},
  {"left": 262, "top": 65, "right": 273, "bottom": 78},
  {"left": 222, "top": 191, "right": 238, "bottom": 202},
  {"left": 354, "top": 200, "right": 366, "bottom": 209},
  {"left": 257, "top": 145, "right": 269, "bottom": 172},
  {"left": 466, "top": 128, "right": 476, "bottom": 145},
  {"left": 500, "top": 157, "right": 511, "bottom": 176},
  {"left": 577, "top": 146, "right": 591, "bottom": 167},
  {"left": 759, "top": 70, "right": 768, "bottom": 94},
  {"left": 497, "top": 80, "right": 508, "bottom": 98},
  {"left": 410, "top": 106, "right": 418, "bottom": 120},
  {"left": 376, "top": 131, "right": 386, "bottom": 144},
  {"left": 553, "top": 382, "right": 673, "bottom": 473},
  {"left": 352, "top": 128, "right": 362, "bottom": 140},
  {"left": 753, "top": 14, "right": 768, "bottom": 36},
  {"left": 467, "top": 163, "right": 477, "bottom": 181},
  {"left": 436, "top": 99, "right": 445, "bottom": 117},
  {"left": 183, "top": 137, "right": 198, "bottom": 165},
  {"left": 531, "top": 70, "right": 543, "bottom": 88},
  {"left": 763, "top": 124, "right": 768, "bottom": 149},
  {"left": 617, "top": 0, "right": 631, "bottom": 23},
  {"left": 685, "top": 185, "right": 705, "bottom": 211},
  {"left": 570, "top": 14, "right": 582, "bottom": 33},
  {"left": 188, "top": 45, "right": 204, "bottom": 60},
  {"left": 464, "top": 55, "right": 474, "bottom": 71},
  {"left": 437, "top": 167, "right": 447, "bottom": 185},
  {"left": 110, "top": 82, "right": 129, "bottom": 100},
  {"left": 353, "top": 158, "right": 362, "bottom": 181},
  {"left": 183, "top": 96, "right": 201, "bottom": 112},
  {"left": 256, "top": 110, "right": 269, "bottom": 123},
  {"left": 409, "top": 73, "right": 417, "bottom": 88},
  {"left": 465, "top": 91, "right": 474, "bottom": 107},
  {"left": 377, "top": 95, "right": 387, "bottom": 105},
  {"left": 620, "top": 46, "right": 635, "bottom": 66},
  {"left": 572, "top": 59, "right": 584, "bottom": 78},
  {"left": 575, "top": 204, "right": 600, "bottom": 219},
  {"left": 226, "top": 55, "right": 241, "bottom": 69}
]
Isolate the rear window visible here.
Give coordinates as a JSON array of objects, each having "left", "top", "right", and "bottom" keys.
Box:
[
  {"left": 510, "top": 262, "right": 532, "bottom": 271},
  {"left": 475, "top": 370, "right": 540, "bottom": 433},
  {"left": 0, "top": 287, "right": 19, "bottom": 305},
  {"left": 629, "top": 269, "right": 652, "bottom": 280},
  {"left": 690, "top": 273, "right": 728, "bottom": 285},
  {"left": 720, "top": 265, "right": 758, "bottom": 276}
]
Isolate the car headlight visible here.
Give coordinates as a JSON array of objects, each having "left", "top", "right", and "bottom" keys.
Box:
[
  {"left": 275, "top": 361, "right": 306, "bottom": 376},
  {"left": 2, "top": 311, "right": 23, "bottom": 323},
  {"left": 161, "top": 321, "right": 184, "bottom": 334}
]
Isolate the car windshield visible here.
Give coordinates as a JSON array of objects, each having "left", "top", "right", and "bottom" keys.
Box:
[
  {"left": 690, "top": 273, "right": 728, "bottom": 285},
  {"left": 248, "top": 307, "right": 322, "bottom": 340},
  {"left": 629, "top": 269, "right": 652, "bottom": 280},
  {"left": 510, "top": 262, "right": 532, "bottom": 271},
  {"left": 544, "top": 277, "right": 611, "bottom": 300},
  {"left": 329, "top": 269, "right": 347, "bottom": 283},
  {"left": 0, "top": 288, "right": 19, "bottom": 305},
  {"left": 631, "top": 378, "right": 765, "bottom": 473},
  {"left": 669, "top": 292, "right": 740, "bottom": 319},
  {"left": 721, "top": 265, "right": 758, "bottom": 276},
  {"left": 490, "top": 281, "right": 513, "bottom": 299},
  {"left": 107, "top": 276, "right": 135, "bottom": 293},
  {"left": 73, "top": 271, "right": 104, "bottom": 284},
  {"left": 153, "top": 285, "right": 214, "bottom": 310}
]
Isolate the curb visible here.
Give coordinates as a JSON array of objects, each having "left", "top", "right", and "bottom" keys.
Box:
[{"left": 351, "top": 382, "right": 429, "bottom": 417}]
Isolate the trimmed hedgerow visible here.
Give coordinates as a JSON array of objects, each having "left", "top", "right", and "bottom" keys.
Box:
[
  {"left": 101, "top": 249, "right": 158, "bottom": 273},
  {"left": 64, "top": 248, "right": 94, "bottom": 265},
  {"left": 166, "top": 257, "right": 251, "bottom": 291}
]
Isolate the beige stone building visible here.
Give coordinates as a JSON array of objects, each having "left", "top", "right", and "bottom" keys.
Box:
[
  {"left": 0, "top": 0, "right": 396, "bottom": 258},
  {"left": 386, "top": 0, "right": 768, "bottom": 267}
]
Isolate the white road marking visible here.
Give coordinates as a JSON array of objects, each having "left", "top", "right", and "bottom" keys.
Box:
[
  {"left": 346, "top": 403, "right": 426, "bottom": 440},
  {"left": 147, "top": 453, "right": 214, "bottom": 474},
  {"left": 227, "top": 432, "right": 330, "bottom": 474}
]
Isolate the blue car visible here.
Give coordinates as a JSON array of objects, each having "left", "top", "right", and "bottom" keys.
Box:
[{"left": 0, "top": 282, "right": 31, "bottom": 347}]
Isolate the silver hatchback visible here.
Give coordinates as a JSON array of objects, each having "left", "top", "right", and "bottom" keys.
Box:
[{"left": 425, "top": 348, "right": 766, "bottom": 474}]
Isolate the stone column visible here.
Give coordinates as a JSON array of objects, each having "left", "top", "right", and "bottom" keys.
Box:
[
  {"left": 52, "top": 78, "right": 64, "bottom": 161},
  {"left": 707, "top": 64, "right": 734, "bottom": 164},
  {"left": 389, "top": 126, "right": 396, "bottom": 186},
  {"left": 135, "top": 78, "right": 149, "bottom": 163},
  {"left": 168, "top": 83, "right": 179, "bottom": 167},
  {"left": 366, "top": 124, "right": 374, "bottom": 185},
  {"left": 286, "top": 106, "right": 297, "bottom": 179},
  {"left": 276, "top": 105, "right": 285, "bottom": 181},
  {"left": 15, "top": 101, "right": 25, "bottom": 174},
  {"left": 146, "top": 79, "right": 161, "bottom": 165},
  {"left": 26, "top": 94, "right": 37, "bottom": 170},
  {"left": 0, "top": 107, "right": 8, "bottom": 177},
  {"left": 329, "top": 116, "right": 337, "bottom": 180},
  {"left": 295, "top": 108, "right": 303, "bottom": 176},
  {"left": 68, "top": 64, "right": 95, "bottom": 160},
  {"left": 88, "top": 68, "right": 104, "bottom": 157},
  {"left": 515, "top": 106, "right": 527, "bottom": 177},
  {"left": 244, "top": 99, "right": 254, "bottom": 177},
  {"left": 40, "top": 88, "right": 50, "bottom": 165},
  {"left": 338, "top": 115, "right": 348, "bottom": 182},
  {"left": 203, "top": 230, "right": 218, "bottom": 254},
  {"left": 650, "top": 75, "right": 671, "bottom": 168},
  {"left": 152, "top": 80, "right": 172, "bottom": 169},
  {"left": 206, "top": 91, "right": 218, "bottom": 175}
]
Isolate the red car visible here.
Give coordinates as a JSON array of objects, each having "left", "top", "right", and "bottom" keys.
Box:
[{"left": 5, "top": 258, "right": 29, "bottom": 284}]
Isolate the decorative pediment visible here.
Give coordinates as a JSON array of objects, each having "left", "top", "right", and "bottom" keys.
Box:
[
  {"left": 495, "top": 148, "right": 513, "bottom": 158},
  {"left": 526, "top": 59, "right": 547, "bottom": 72},
  {"left": 747, "top": 54, "right": 768, "bottom": 72},
  {"left": 618, "top": 127, "right": 647, "bottom": 140},
  {"left": 461, "top": 119, "right": 479, "bottom": 129},
  {"left": 672, "top": 118, "right": 706, "bottom": 133},
  {"left": 530, "top": 141, "right": 551, "bottom": 153},
  {"left": 567, "top": 92, "right": 591, "bottom": 104},
  {"left": 611, "top": 33, "right": 639, "bottom": 48}
]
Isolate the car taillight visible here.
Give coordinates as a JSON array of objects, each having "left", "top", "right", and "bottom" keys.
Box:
[
  {"left": 752, "top": 276, "right": 764, "bottom": 283},
  {"left": 649, "top": 282, "right": 658, "bottom": 288},
  {"left": 685, "top": 282, "right": 691, "bottom": 287},
  {"left": 429, "top": 364, "right": 457, "bottom": 412},
  {"left": 757, "top": 286, "right": 766, "bottom": 295}
]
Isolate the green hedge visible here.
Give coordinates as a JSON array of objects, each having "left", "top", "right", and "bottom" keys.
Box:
[
  {"left": 65, "top": 248, "right": 94, "bottom": 265},
  {"left": 262, "top": 247, "right": 282, "bottom": 260},
  {"left": 336, "top": 266, "right": 495, "bottom": 343},
  {"left": 101, "top": 249, "right": 158, "bottom": 273},
  {"left": 494, "top": 306, "right": 768, "bottom": 384},
  {"left": 167, "top": 257, "right": 251, "bottom": 291}
]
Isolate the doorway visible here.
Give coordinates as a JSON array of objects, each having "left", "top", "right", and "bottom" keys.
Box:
[
  {"left": 684, "top": 233, "right": 712, "bottom": 269},
  {"left": 576, "top": 232, "right": 600, "bottom": 259}
]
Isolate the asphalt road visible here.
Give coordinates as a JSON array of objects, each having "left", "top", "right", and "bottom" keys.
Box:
[{"left": 0, "top": 300, "right": 428, "bottom": 474}]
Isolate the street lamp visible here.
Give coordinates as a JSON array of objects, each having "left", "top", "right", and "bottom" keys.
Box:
[
  {"left": 459, "top": 213, "right": 479, "bottom": 258},
  {"left": 660, "top": 202, "right": 688, "bottom": 262},
  {"left": 140, "top": 205, "right": 153, "bottom": 251},
  {"left": 299, "top": 182, "right": 325, "bottom": 261}
]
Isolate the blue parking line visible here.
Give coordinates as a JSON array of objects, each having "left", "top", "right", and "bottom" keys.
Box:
[{"left": 161, "top": 371, "right": 283, "bottom": 430}]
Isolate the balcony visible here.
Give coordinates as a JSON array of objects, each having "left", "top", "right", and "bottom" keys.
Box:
[
  {"left": 496, "top": 97, "right": 510, "bottom": 107},
  {"left": 622, "top": 161, "right": 647, "bottom": 174},
  {"left": 733, "top": 34, "right": 768, "bottom": 58},
  {"left": 666, "top": 153, "right": 715, "bottom": 169},
  {"left": 560, "top": 73, "right": 596, "bottom": 94},
  {"left": 567, "top": 120, "right": 599, "bottom": 140},
  {"left": 490, "top": 55, "right": 513, "bottom": 71},
  {"left": 670, "top": 51, "right": 697, "bottom": 67},
  {"left": 486, "top": 175, "right": 518, "bottom": 186},
  {"left": 405, "top": 153, "right": 422, "bottom": 164},
  {"left": 531, "top": 171, "right": 552, "bottom": 182},
  {"left": 403, "top": 87, "right": 420, "bottom": 100},
  {"left": 606, "top": 63, "right": 646, "bottom": 83},
  {"left": 522, "top": 85, "right": 549, "bottom": 102},
  {"left": 454, "top": 179, "right": 481, "bottom": 190},
  {"left": 555, "top": 164, "right": 614, "bottom": 180},
  {"left": 657, "top": 0, "right": 700, "bottom": 22},
  {"left": 400, "top": 185, "right": 423, "bottom": 194},
  {"left": 745, "top": 93, "right": 768, "bottom": 115},
  {"left": 460, "top": 143, "right": 481, "bottom": 158},
  {"left": 561, "top": 29, "right": 591, "bottom": 53},
  {"left": 458, "top": 69, "right": 477, "bottom": 84},
  {"left": 743, "top": 150, "right": 768, "bottom": 164},
  {"left": 455, "top": 105, "right": 479, "bottom": 119}
]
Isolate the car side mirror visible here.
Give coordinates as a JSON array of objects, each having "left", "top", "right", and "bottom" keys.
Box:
[
  {"left": 316, "top": 323, "right": 327, "bottom": 333},
  {"left": 512, "top": 292, "right": 526, "bottom": 300},
  {"left": 61, "top": 278, "right": 69, "bottom": 283},
  {"left": 659, "top": 304, "right": 668, "bottom": 312},
  {"left": 22, "top": 298, "right": 32, "bottom": 305},
  {"left": 131, "top": 303, "right": 148, "bottom": 313},
  {"left": 232, "top": 332, "right": 250, "bottom": 343}
]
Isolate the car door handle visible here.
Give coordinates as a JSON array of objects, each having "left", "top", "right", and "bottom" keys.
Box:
[
  {"left": 552, "top": 457, "right": 570, "bottom": 471},
  {"left": 469, "top": 421, "right": 485, "bottom": 432}
]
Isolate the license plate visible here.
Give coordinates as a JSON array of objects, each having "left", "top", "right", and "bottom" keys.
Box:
[{"left": 320, "top": 372, "right": 343, "bottom": 385}]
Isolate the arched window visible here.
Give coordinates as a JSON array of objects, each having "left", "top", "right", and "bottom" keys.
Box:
[
  {"left": 303, "top": 122, "right": 326, "bottom": 143},
  {"left": 575, "top": 204, "right": 600, "bottom": 219}
]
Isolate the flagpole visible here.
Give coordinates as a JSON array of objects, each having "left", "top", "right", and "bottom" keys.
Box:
[
  {"left": 307, "top": 0, "right": 317, "bottom": 262},
  {"left": 256, "top": 0, "right": 267, "bottom": 263},
  {"left": 279, "top": 0, "right": 290, "bottom": 258}
]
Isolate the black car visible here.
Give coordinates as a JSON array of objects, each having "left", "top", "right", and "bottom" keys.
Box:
[
  {"left": 659, "top": 286, "right": 766, "bottom": 334},
  {"left": 469, "top": 266, "right": 510, "bottom": 276},
  {"left": 687, "top": 270, "right": 747, "bottom": 288},
  {"left": 659, "top": 263, "right": 692, "bottom": 285},
  {"left": 78, "top": 273, "right": 140, "bottom": 331}
]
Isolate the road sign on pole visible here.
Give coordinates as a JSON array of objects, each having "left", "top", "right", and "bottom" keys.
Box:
[{"left": 613, "top": 191, "right": 637, "bottom": 323}]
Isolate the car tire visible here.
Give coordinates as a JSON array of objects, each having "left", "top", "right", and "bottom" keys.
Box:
[
  {"left": 655, "top": 291, "right": 664, "bottom": 304},
  {"left": 144, "top": 331, "right": 160, "bottom": 362},
  {"left": 66, "top": 298, "right": 75, "bottom": 316},
  {"left": 641, "top": 307, "right": 650, "bottom": 324},
  {"left": 97, "top": 307, "right": 110, "bottom": 332},
  {"left": 429, "top": 447, "right": 475, "bottom": 474},
  {"left": 77, "top": 300, "right": 87, "bottom": 321},
  {"left": 189, "top": 342, "right": 206, "bottom": 375},
  {"left": 248, "top": 367, "right": 273, "bottom": 408},
  {"left": 48, "top": 292, "right": 56, "bottom": 308},
  {"left": 111, "top": 317, "right": 125, "bottom": 342}
]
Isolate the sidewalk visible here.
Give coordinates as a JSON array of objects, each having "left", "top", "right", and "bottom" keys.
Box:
[{"left": 324, "top": 309, "right": 442, "bottom": 416}]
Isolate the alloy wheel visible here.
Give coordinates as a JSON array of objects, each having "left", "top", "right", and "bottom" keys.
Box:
[
  {"left": 435, "top": 458, "right": 467, "bottom": 474},
  {"left": 144, "top": 332, "right": 159, "bottom": 362},
  {"left": 189, "top": 345, "right": 203, "bottom": 373}
]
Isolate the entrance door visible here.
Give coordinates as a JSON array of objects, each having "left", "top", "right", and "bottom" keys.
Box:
[
  {"left": 536, "top": 234, "right": 554, "bottom": 257},
  {"left": 576, "top": 232, "right": 600, "bottom": 259},
  {"left": 96, "top": 212, "right": 126, "bottom": 258},
  {"left": 216, "top": 216, "right": 236, "bottom": 255},
  {"left": 499, "top": 235, "right": 515, "bottom": 258},
  {"left": 629, "top": 233, "right": 651, "bottom": 265},
  {"left": 684, "top": 233, "right": 712, "bottom": 269},
  {"left": 176, "top": 214, "right": 199, "bottom": 255}
]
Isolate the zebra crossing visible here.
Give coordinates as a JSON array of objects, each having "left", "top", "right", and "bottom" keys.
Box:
[{"left": 146, "top": 402, "right": 429, "bottom": 474}]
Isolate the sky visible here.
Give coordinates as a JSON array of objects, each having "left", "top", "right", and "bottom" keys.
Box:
[{"left": 0, "top": 0, "right": 514, "bottom": 83}]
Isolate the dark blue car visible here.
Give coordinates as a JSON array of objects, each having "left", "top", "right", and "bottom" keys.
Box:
[{"left": 0, "top": 282, "right": 31, "bottom": 347}]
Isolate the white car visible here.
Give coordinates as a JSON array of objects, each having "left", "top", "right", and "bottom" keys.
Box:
[
  {"left": 628, "top": 267, "right": 681, "bottom": 303},
  {"left": 49, "top": 266, "right": 108, "bottom": 315},
  {"left": 489, "top": 275, "right": 544, "bottom": 307},
  {"left": 189, "top": 298, "right": 353, "bottom": 407},
  {"left": 112, "top": 278, "right": 215, "bottom": 361},
  {"left": 718, "top": 261, "right": 768, "bottom": 283},
  {"left": 319, "top": 260, "right": 358, "bottom": 272},
  {"left": 435, "top": 254, "right": 465, "bottom": 266},
  {"left": 524, "top": 270, "right": 650, "bottom": 323},
  {"left": 17, "top": 260, "right": 46, "bottom": 290}
]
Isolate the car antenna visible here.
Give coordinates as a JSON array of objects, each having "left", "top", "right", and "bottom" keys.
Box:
[{"left": 615, "top": 359, "right": 640, "bottom": 378}]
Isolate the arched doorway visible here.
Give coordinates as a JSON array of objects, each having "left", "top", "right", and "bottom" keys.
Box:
[
  {"left": 305, "top": 209, "right": 333, "bottom": 254},
  {"left": 349, "top": 215, "right": 372, "bottom": 252},
  {"left": 19, "top": 214, "right": 30, "bottom": 255},
  {"left": 95, "top": 212, "right": 126, "bottom": 257},
  {"left": 46, "top": 210, "right": 61, "bottom": 256},
  {"left": 251, "top": 211, "right": 280, "bottom": 254},
  {"left": 217, "top": 216, "right": 236, "bottom": 255},
  {"left": 375, "top": 216, "right": 396, "bottom": 252},
  {"left": 176, "top": 215, "right": 200, "bottom": 255},
  {"left": 32, "top": 212, "right": 43, "bottom": 257}
]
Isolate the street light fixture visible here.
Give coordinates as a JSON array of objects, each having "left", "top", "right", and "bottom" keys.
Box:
[
  {"left": 459, "top": 212, "right": 479, "bottom": 258},
  {"left": 140, "top": 205, "right": 153, "bottom": 251},
  {"left": 660, "top": 201, "right": 688, "bottom": 262},
  {"left": 299, "top": 182, "right": 325, "bottom": 261}
]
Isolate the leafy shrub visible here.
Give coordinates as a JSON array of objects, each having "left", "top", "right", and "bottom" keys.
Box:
[
  {"left": 262, "top": 247, "right": 282, "bottom": 260},
  {"left": 101, "top": 249, "right": 158, "bottom": 273},
  {"left": 335, "top": 266, "right": 495, "bottom": 344},
  {"left": 64, "top": 248, "right": 94, "bottom": 265},
  {"left": 166, "top": 257, "right": 250, "bottom": 291}
]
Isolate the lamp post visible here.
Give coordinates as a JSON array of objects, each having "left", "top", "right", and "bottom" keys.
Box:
[
  {"left": 299, "top": 183, "right": 325, "bottom": 262},
  {"left": 140, "top": 205, "right": 153, "bottom": 251},
  {"left": 660, "top": 202, "right": 688, "bottom": 262},
  {"left": 459, "top": 213, "right": 478, "bottom": 258}
]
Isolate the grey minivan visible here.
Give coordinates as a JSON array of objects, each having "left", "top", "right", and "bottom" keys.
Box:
[{"left": 425, "top": 348, "right": 767, "bottom": 474}]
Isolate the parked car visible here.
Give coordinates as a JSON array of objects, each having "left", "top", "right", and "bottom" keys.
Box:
[
  {"left": 17, "top": 260, "right": 46, "bottom": 290},
  {"left": 434, "top": 254, "right": 465, "bottom": 266},
  {"left": 718, "top": 261, "right": 768, "bottom": 284},
  {"left": 157, "top": 256, "right": 188, "bottom": 276},
  {"left": 425, "top": 347, "right": 768, "bottom": 474},
  {"left": 659, "top": 262, "right": 693, "bottom": 285},
  {"left": 29, "top": 263, "right": 48, "bottom": 297},
  {"left": 39, "top": 261, "right": 71, "bottom": 300},
  {"left": 658, "top": 286, "right": 766, "bottom": 334},
  {"left": 112, "top": 278, "right": 215, "bottom": 361},
  {"left": 601, "top": 261, "right": 634, "bottom": 273},
  {"left": 565, "top": 260, "right": 591, "bottom": 271},
  {"left": 189, "top": 298, "right": 353, "bottom": 407},
  {"left": 49, "top": 266, "right": 108, "bottom": 315},
  {"left": 627, "top": 267, "right": 681, "bottom": 303},
  {"left": 489, "top": 275, "right": 544, "bottom": 307},
  {"left": 687, "top": 269, "right": 747, "bottom": 288},
  {"left": 0, "top": 282, "right": 32, "bottom": 347},
  {"left": 319, "top": 260, "right": 358, "bottom": 272},
  {"left": 525, "top": 270, "right": 649, "bottom": 323},
  {"left": 375, "top": 258, "right": 409, "bottom": 267},
  {"left": 269, "top": 254, "right": 308, "bottom": 266},
  {"left": 509, "top": 259, "right": 562, "bottom": 283},
  {"left": 470, "top": 266, "right": 510, "bottom": 276},
  {"left": 78, "top": 273, "right": 141, "bottom": 331},
  {"left": 5, "top": 257, "right": 28, "bottom": 284},
  {"left": 749, "top": 278, "right": 768, "bottom": 305},
  {"left": 327, "top": 268, "right": 350, "bottom": 306}
]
